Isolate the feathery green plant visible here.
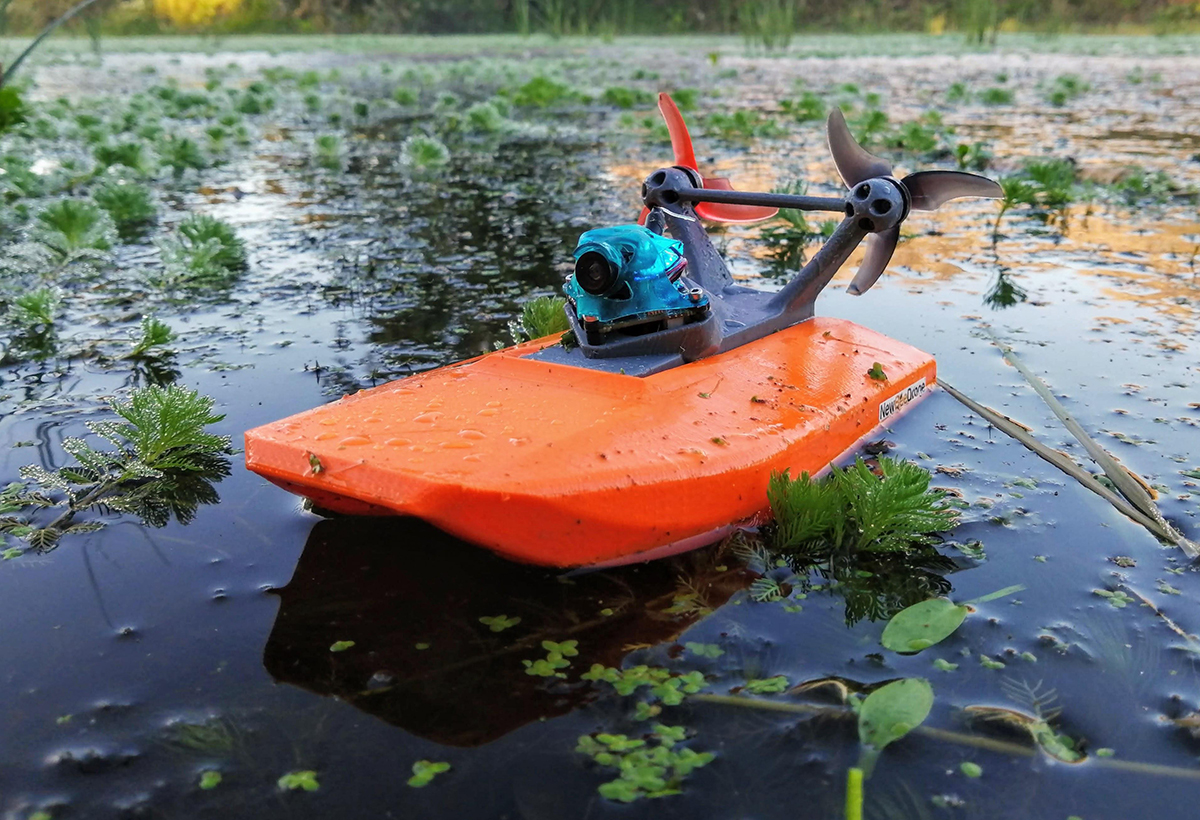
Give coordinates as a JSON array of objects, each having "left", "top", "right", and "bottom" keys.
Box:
[
  {"left": 176, "top": 214, "right": 248, "bottom": 272},
  {"left": 0, "top": 385, "right": 232, "bottom": 552},
  {"left": 313, "top": 134, "right": 343, "bottom": 170},
  {"left": 127, "top": 315, "right": 176, "bottom": 358},
  {"left": 93, "top": 181, "right": 157, "bottom": 241},
  {"left": 32, "top": 198, "right": 116, "bottom": 256},
  {"left": 160, "top": 135, "right": 207, "bottom": 179},
  {"left": 0, "top": 86, "right": 28, "bottom": 135},
  {"left": 576, "top": 725, "right": 714, "bottom": 803},
  {"left": 510, "top": 295, "right": 570, "bottom": 343},
  {"left": 768, "top": 457, "right": 957, "bottom": 556},
  {"left": 399, "top": 135, "right": 450, "bottom": 170},
  {"left": 6, "top": 287, "right": 61, "bottom": 331},
  {"left": 94, "top": 141, "right": 154, "bottom": 176}
]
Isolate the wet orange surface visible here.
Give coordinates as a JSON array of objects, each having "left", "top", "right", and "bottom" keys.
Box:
[{"left": 246, "top": 317, "right": 935, "bottom": 566}]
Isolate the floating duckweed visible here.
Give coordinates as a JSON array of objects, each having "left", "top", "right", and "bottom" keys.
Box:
[{"left": 408, "top": 759, "right": 450, "bottom": 787}]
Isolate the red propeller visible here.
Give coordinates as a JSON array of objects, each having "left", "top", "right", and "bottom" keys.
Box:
[{"left": 639, "top": 93, "right": 779, "bottom": 225}]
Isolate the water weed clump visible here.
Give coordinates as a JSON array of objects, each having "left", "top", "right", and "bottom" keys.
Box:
[
  {"left": 399, "top": 134, "right": 450, "bottom": 170},
  {"left": 0, "top": 87, "right": 29, "bottom": 136},
  {"left": 0, "top": 385, "right": 232, "bottom": 551},
  {"left": 154, "top": 215, "right": 248, "bottom": 288},
  {"left": 94, "top": 141, "right": 155, "bottom": 176},
  {"left": 93, "top": 181, "right": 157, "bottom": 241},
  {"left": 5, "top": 285, "right": 61, "bottom": 331},
  {"left": 511, "top": 76, "right": 574, "bottom": 108},
  {"left": 313, "top": 134, "right": 343, "bottom": 170},
  {"left": 767, "top": 457, "right": 958, "bottom": 556},
  {"left": 176, "top": 214, "right": 248, "bottom": 272},
  {"left": 127, "top": 315, "right": 177, "bottom": 358},
  {"left": 703, "top": 109, "right": 782, "bottom": 140},
  {"left": 464, "top": 100, "right": 510, "bottom": 134},
  {"left": 32, "top": 199, "right": 116, "bottom": 257},
  {"left": 160, "top": 136, "right": 207, "bottom": 179},
  {"left": 780, "top": 91, "right": 824, "bottom": 122},
  {"left": 510, "top": 295, "right": 570, "bottom": 343},
  {"left": 1045, "top": 74, "right": 1090, "bottom": 106},
  {"left": 761, "top": 181, "right": 819, "bottom": 271}
]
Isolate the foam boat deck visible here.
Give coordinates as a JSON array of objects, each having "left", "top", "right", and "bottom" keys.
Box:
[{"left": 245, "top": 316, "right": 935, "bottom": 566}]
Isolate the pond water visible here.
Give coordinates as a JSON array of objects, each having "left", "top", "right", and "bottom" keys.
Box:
[{"left": 1, "top": 35, "right": 1200, "bottom": 819}]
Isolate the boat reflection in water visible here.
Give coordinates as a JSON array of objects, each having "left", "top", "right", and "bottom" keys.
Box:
[{"left": 263, "top": 518, "right": 754, "bottom": 746}]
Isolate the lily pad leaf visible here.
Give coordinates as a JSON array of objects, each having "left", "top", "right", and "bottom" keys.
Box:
[
  {"left": 857, "top": 677, "right": 934, "bottom": 753},
  {"left": 881, "top": 598, "right": 968, "bottom": 653}
]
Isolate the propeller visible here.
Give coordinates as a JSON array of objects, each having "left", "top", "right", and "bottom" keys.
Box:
[
  {"left": 640, "top": 93, "right": 778, "bottom": 225},
  {"left": 826, "top": 107, "right": 1002, "bottom": 296}
]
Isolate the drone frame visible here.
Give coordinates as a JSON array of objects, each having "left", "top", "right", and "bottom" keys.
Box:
[{"left": 530, "top": 94, "right": 1000, "bottom": 377}]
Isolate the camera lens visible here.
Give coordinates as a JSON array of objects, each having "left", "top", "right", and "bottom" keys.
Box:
[{"left": 575, "top": 251, "right": 618, "bottom": 295}]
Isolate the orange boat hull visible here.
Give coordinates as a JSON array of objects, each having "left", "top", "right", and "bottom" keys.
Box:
[{"left": 245, "top": 317, "right": 935, "bottom": 567}]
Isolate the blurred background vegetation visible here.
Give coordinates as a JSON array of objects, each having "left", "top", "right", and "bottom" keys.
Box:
[{"left": 2, "top": 0, "right": 1199, "bottom": 40}]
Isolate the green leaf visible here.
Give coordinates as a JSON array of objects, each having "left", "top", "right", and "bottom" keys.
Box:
[
  {"left": 277, "top": 770, "right": 320, "bottom": 792},
  {"left": 684, "top": 642, "right": 724, "bottom": 659},
  {"left": 199, "top": 770, "right": 222, "bottom": 790},
  {"left": 857, "top": 678, "right": 934, "bottom": 752},
  {"left": 881, "top": 598, "right": 968, "bottom": 653},
  {"left": 479, "top": 614, "right": 521, "bottom": 632},
  {"left": 960, "top": 761, "right": 982, "bottom": 778},
  {"left": 329, "top": 640, "right": 355, "bottom": 652},
  {"left": 744, "top": 675, "right": 789, "bottom": 694},
  {"left": 407, "top": 760, "right": 450, "bottom": 787}
]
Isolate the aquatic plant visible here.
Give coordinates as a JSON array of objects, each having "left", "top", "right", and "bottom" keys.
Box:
[
  {"left": 399, "top": 134, "right": 450, "bottom": 170},
  {"left": 768, "top": 457, "right": 958, "bottom": 556},
  {"left": 780, "top": 91, "right": 824, "bottom": 122},
  {"left": 392, "top": 87, "right": 418, "bottom": 106},
  {"left": 954, "top": 141, "right": 991, "bottom": 172},
  {"left": 6, "top": 287, "right": 61, "bottom": 331},
  {"left": 313, "top": 134, "right": 343, "bottom": 170},
  {"left": 703, "top": 109, "right": 782, "bottom": 140},
  {"left": 0, "top": 86, "right": 29, "bottom": 135},
  {"left": 407, "top": 760, "right": 450, "bottom": 788},
  {"left": 1045, "top": 73, "right": 1089, "bottom": 106},
  {"left": 95, "top": 141, "right": 155, "bottom": 177},
  {"left": 127, "top": 315, "right": 176, "bottom": 358},
  {"left": 277, "top": 770, "right": 319, "bottom": 791},
  {"left": 576, "top": 724, "right": 714, "bottom": 802},
  {"left": 176, "top": 214, "right": 248, "bottom": 272},
  {"left": 511, "top": 76, "right": 573, "bottom": 108},
  {"left": 602, "top": 86, "right": 652, "bottom": 109},
  {"left": 32, "top": 198, "right": 116, "bottom": 256},
  {"left": 510, "top": 295, "right": 569, "bottom": 343},
  {"left": 93, "top": 180, "right": 157, "bottom": 240},
  {"left": 880, "top": 585, "right": 1024, "bottom": 653},
  {"left": 761, "top": 181, "right": 818, "bottom": 270},
  {"left": 0, "top": 384, "right": 232, "bottom": 551},
  {"left": 160, "top": 135, "right": 207, "bottom": 179},
  {"left": 464, "top": 100, "right": 509, "bottom": 134},
  {"left": 979, "top": 87, "right": 1013, "bottom": 105}
]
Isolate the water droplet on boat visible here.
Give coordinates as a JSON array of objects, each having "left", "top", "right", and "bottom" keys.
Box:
[
  {"left": 385, "top": 437, "right": 412, "bottom": 446},
  {"left": 318, "top": 417, "right": 338, "bottom": 426},
  {"left": 477, "top": 408, "right": 500, "bottom": 417},
  {"left": 363, "top": 416, "right": 383, "bottom": 424},
  {"left": 340, "top": 435, "right": 371, "bottom": 446},
  {"left": 414, "top": 412, "right": 442, "bottom": 423},
  {"left": 486, "top": 401, "right": 502, "bottom": 407},
  {"left": 314, "top": 432, "right": 336, "bottom": 441},
  {"left": 440, "top": 440, "right": 473, "bottom": 449},
  {"left": 459, "top": 429, "right": 486, "bottom": 439}
]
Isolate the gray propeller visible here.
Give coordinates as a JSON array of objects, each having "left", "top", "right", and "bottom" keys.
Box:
[{"left": 826, "top": 108, "right": 1003, "bottom": 295}]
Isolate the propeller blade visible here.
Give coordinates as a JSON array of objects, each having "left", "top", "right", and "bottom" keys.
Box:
[
  {"left": 901, "top": 170, "right": 1003, "bottom": 211},
  {"left": 826, "top": 107, "right": 892, "bottom": 188},
  {"left": 694, "top": 177, "right": 779, "bottom": 224},
  {"left": 846, "top": 226, "right": 900, "bottom": 296},
  {"left": 658, "top": 93, "right": 697, "bottom": 171}
]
